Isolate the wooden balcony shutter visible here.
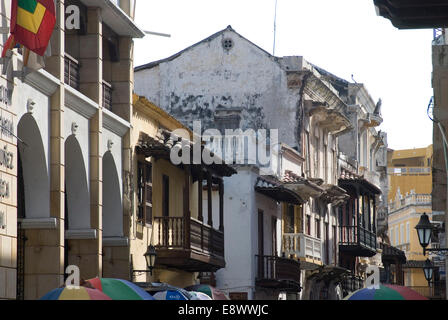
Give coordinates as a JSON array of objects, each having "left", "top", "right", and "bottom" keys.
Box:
[
  {"left": 145, "top": 162, "right": 153, "bottom": 224},
  {"left": 137, "top": 161, "right": 152, "bottom": 224}
]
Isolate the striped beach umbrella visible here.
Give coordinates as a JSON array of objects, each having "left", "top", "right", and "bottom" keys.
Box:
[
  {"left": 40, "top": 287, "right": 112, "bottom": 300},
  {"left": 344, "top": 284, "right": 429, "bottom": 300},
  {"left": 87, "top": 277, "right": 155, "bottom": 300}
]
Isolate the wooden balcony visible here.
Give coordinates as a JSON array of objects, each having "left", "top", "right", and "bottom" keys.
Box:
[
  {"left": 64, "top": 53, "right": 80, "bottom": 90},
  {"left": 283, "top": 233, "right": 322, "bottom": 262},
  {"left": 339, "top": 226, "right": 377, "bottom": 257},
  {"left": 341, "top": 274, "right": 364, "bottom": 297},
  {"left": 255, "top": 255, "right": 301, "bottom": 292},
  {"left": 153, "top": 216, "right": 225, "bottom": 272}
]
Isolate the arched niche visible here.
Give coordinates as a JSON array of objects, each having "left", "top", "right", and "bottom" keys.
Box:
[
  {"left": 17, "top": 114, "right": 50, "bottom": 218},
  {"left": 65, "top": 135, "right": 90, "bottom": 229},
  {"left": 102, "top": 151, "right": 123, "bottom": 237}
]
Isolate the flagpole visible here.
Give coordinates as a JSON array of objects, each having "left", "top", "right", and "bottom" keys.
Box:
[
  {"left": 273, "top": 0, "right": 278, "bottom": 56},
  {"left": 23, "top": 47, "right": 30, "bottom": 67}
]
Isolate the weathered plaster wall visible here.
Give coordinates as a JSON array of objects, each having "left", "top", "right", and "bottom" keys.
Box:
[
  {"left": 135, "top": 29, "right": 303, "bottom": 149},
  {"left": 215, "top": 167, "right": 280, "bottom": 300}
]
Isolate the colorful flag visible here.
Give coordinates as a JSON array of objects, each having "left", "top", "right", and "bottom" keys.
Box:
[
  {"left": 10, "top": 0, "right": 56, "bottom": 56},
  {"left": 1, "top": 35, "right": 16, "bottom": 58}
]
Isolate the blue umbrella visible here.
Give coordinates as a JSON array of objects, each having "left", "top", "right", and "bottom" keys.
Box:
[{"left": 153, "top": 289, "right": 191, "bottom": 300}]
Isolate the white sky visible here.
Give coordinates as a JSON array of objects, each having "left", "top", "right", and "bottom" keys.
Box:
[{"left": 134, "top": 0, "right": 434, "bottom": 151}]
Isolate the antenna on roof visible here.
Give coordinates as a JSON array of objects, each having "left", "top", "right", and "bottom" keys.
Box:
[{"left": 273, "top": 0, "right": 278, "bottom": 55}]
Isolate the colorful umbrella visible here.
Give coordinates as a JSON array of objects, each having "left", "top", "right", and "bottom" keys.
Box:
[
  {"left": 86, "top": 277, "right": 155, "bottom": 300},
  {"left": 344, "top": 284, "right": 429, "bottom": 300},
  {"left": 153, "top": 290, "right": 191, "bottom": 300},
  {"left": 40, "top": 287, "right": 112, "bottom": 300},
  {"left": 184, "top": 284, "right": 230, "bottom": 300},
  {"left": 189, "top": 291, "right": 213, "bottom": 300}
]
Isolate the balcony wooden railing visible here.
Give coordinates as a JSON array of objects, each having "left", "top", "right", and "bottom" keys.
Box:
[
  {"left": 64, "top": 53, "right": 80, "bottom": 90},
  {"left": 102, "top": 80, "right": 113, "bottom": 110},
  {"left": 283, "top": 233, "right": 322, "bottom": 261},
  {"left": 339, "top": 225, "right": 377, "bottom": 250},
  {"left": 153, "top": 216, "right": 224, "bottom": 259},
  {"left": 341, "top": 274, "right": 364, "bottom": 296},
  {"left": 256, "top": 255, "right": 301, "bottom": 287}
]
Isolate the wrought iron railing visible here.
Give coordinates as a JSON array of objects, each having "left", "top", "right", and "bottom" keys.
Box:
[
  {"left": 339, "top": 225, "right": 377, "bottom": 250},
  {"left": 255, "top": 255, "right": 301, "bottom": 285},
  {"left": 341, "top": 274, "right": 364, "bottom": 295},
  {"left": 64, "top": 53, "right": 80, "bottom": 90}
]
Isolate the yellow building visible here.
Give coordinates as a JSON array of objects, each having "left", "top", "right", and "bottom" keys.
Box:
[
  {"left": 127, "top": 95, "right": 236, "bottom": 288},
  {"left": 387, "top": 145, "right": 434, "bottom": 295},
  {"left": 387, "top": 145, "right": 432, "bottom": 199}
]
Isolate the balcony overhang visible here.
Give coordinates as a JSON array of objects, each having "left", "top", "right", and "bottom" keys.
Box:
[
  {"left": 339, "top": 170, "right": 381, "bottom": 195},
  {"left": 339, "top": 244, "right": 377, "bottom": 257},
  {"left": 373, "top": 0, "right": 448, "bottom": 29},
  {"left": 309, "top": 105, "right": 352, "bottom": 135},
  {"left": 320, "top": 184, "right": 350, "bottom": 205},
  {"left": 299, "top": 260, "right": 321, "bottom": 271},
  {"left": 136, "top": 130, "right": 237, "bottom": 178},
  {"left": 255, "top": 177, "right": 305, "bottom": 205},
  {"left": 155, "top": 249, "right": 225, "bottom": 272},
  {"left": 306, "top": 266, "right": 351, "bottom": 283},
  {"left": 380, "top": 243, "right": 407, "bottom": 264},
  {"left": 80, "top": 0, "right": 145, "bottom": 38},
  {"left": 282, "top": 171, "right": 325, "bottom": 200},
  {"left": 359, "top": 113, "right": 383, "bottom": 128}
]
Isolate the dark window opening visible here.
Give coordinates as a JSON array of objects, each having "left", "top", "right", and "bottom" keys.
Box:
[
  {"left": 306, "top": 215, "right": 311, "bottom": 236},
  {"left": 284, "top": 204, "right": 295, "bottom": 234},
  {"left": 137, "top": 161, "right": 152, "bottom": 224}
]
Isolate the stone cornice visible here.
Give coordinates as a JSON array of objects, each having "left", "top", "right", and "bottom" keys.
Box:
[
  {"left": 23, "top": 68, "right": 59, "bottom": 96},
  {"left": 103, "top": 108, "right": 130, "bottom": 137},
  {"left": 79, "top": 0, "right": 145, "bottom": 38},
  {"left": 103, "top": 237, "right": 129, "bottom": 247},
  {"left": 19, "top": 218, "right": 58, "bottom": 230},
  {"left": 65, "top": 229, "right": 98, "bottom": 240},
  {"left": 304, "top": 72, "right": 347, "bottom": 113},
  {"left": 64, "top": 85, "right": 99, "bottom": 119}
]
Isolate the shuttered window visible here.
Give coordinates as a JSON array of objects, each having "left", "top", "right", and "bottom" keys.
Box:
[{"left": 137, "top": 161, "right": 152, "bottom": 224}]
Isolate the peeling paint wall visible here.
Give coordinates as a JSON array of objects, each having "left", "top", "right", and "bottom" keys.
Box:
[{"left": 135, "top": 29, "right": 303, "bottom": 149}]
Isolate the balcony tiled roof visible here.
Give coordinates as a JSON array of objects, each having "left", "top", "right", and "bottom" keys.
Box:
[
  {"left": 320, "top": 184, "right": 350, "bottom": 206},
  {"left": 339, "top": 169, "right": 381, "bottom": 195},
  {"left": 255, "top": 176, "right": 305, "bottom": 205},
  {"left": 281, "top": 170, "right": 325, "bottom": 199},
  {"left": 136, "top": 129, "right": 237, "bottom": 177}
]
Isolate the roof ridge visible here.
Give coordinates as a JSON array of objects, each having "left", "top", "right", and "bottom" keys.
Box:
[{"left": 135, "top": 25, "right": 276, "bottom": 72}]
